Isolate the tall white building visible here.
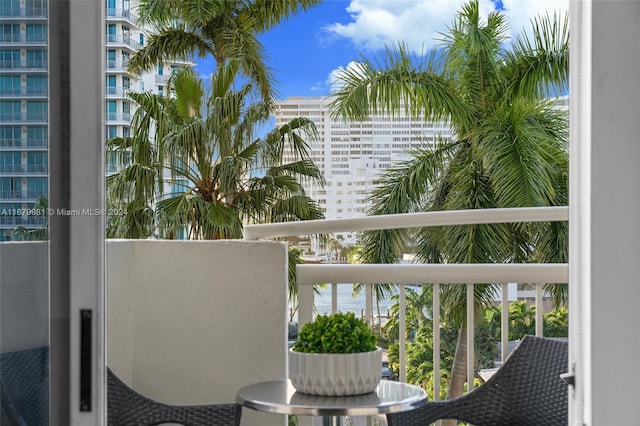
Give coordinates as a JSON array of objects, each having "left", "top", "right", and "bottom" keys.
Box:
[
  {"left": 105, "top": 0, "right": 193, "bottom": 175},
  {"left": 273, "top": 96, "right": 453, "bottom": 245}
]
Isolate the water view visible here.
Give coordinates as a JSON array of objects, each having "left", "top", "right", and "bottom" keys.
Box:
[{"left": 313, "top": 284, "right": 395, "bottom": 317}]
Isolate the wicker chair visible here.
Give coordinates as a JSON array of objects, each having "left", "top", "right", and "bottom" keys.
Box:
[
  {"left": 0, "top": 346, "right": 49, "bottom": 426},
  {"left": 107, "top": 368, "right": 241, "bottom": 426},
  {"left": 386, "top": 335, "right": 569, "bottom": 426}
]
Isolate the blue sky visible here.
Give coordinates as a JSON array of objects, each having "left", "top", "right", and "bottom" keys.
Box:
[{"left": 193, "top": 0, "right": 568, "bottom": 100}]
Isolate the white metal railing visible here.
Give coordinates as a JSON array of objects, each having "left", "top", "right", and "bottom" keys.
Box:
[{"left": 244, "top": 207, "right": 569, "bottom": 398}]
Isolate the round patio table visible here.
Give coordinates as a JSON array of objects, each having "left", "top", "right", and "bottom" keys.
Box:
[{"left": 236, "top": 379, "right": 427, "bottom": 426}]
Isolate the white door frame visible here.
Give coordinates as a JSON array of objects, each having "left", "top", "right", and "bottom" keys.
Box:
[{"left": 49, "top": 1, "right": 105, "bottom": 424}]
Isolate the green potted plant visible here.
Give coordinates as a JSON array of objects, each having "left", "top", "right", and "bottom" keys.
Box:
[{"left": 289, "top": 312, "right": 382, "bottom": 396}]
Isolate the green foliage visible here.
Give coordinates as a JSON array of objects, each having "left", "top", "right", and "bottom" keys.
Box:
[
  {"left": 388, "top": 321, "right": 497, "bottom": 400},
  {"left": 485, "top": 301, "right": 569, "bottom": 340},
  {"left": 131, "top": 0, "right": 322, "bottom": 102},
  {"left": 543, "top": 307, "right": 569, "bottom": 337},
  {"left": 292, "top": 312, "right": 378, "bottom": 354},
  {"left": 107, "top": 65, "right": 324, "bottom": 240},
  {"left": 11, "top": 196, "right": 49, "bottom": 241}
]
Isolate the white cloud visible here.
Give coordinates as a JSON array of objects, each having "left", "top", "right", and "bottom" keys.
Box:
[
  {"left": 501, "top": 0, "right": 569, "bottom": 41},
  {"left": 325, "top": 0, "right": 569, "bottom": 53},
  {"left": 326, "top": 61, "right": 366, "bottom": 91}
]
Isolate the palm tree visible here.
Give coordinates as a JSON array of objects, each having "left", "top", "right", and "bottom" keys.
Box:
[
  {"left": 329, "top": 0, "right": 568, "bottom": 401},
  {"left": 128, "top": 0, "right": 322, "bottom": 102},
  {"left": 107, "top": 63, "right": 325, "bottom": 241},
  {"left": 11, "top": 196, "right": 49, "bottom": 241},
  {"left": 383, "top": 285, "right": 433, "bottom": 341}
]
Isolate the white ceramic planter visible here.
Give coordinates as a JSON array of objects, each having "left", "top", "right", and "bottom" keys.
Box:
[{"left": 288, "top": 347, "right": 382, "bottom": 396}]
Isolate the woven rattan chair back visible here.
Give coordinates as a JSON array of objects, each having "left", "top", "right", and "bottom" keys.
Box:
[
  {"left": 386, "top": 335, "right": 568, "bottom": 426},
  {"left": 107, "top": 368, "right": 241, "bottom": 426}
]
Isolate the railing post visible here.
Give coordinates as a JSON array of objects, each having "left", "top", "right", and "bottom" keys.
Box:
[
  {"left": 466, "top": 283, "right": 475, "bottom": 392},
  {"left": 399, "top": 284, "right": 406, "bottom": 383},
  {"left": 298, "top": 283, "right": 314, "bottom": 329},
  {"left": 365, "top": 283, "right": 373, "bottom": 326},
  {"left": 432, "top": 283, "right": 440, "bottom": 401},
  {"left": 501, "top": 284, "right": 509, "bottom": 363},
  {"left": 331, "top": 283, "right": 338, "bottom": 315},
  {"left": 535, "top": 283, "right": 544, "bottom": 337}
]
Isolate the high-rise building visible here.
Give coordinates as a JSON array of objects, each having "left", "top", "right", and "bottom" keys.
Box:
[
  {"left": 0, "top": 0, "right": 189, "bottom": 240},
  {"left": 105, "top": 0, "right": 192, "bottom": 175},
  {"left": 0, "top": 0, "right": 49, "bottom": 241},
  {"left": 273, "top": 96, "right": 453, "bottom": 245}
]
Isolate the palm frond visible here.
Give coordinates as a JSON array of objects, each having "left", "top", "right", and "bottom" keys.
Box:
[
  {"left": 250, "top": 0, "right": 323, "bottom": 31},
  {"left": 127, "top": 28, "right": 212, "bottom": 73},
  {"left": 502, "top": 11, "right": 569, "bottom": 99},
  {"left": 480, "top": 99, "right": 568, "bottom": 207},
  {"left": 329, "top": 45, "right": 467, "bottom": 123}
]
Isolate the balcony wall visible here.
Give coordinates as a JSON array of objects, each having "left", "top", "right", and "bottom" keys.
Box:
[{"left": 0, "top": 240, "right": 289, "bottom": 426}]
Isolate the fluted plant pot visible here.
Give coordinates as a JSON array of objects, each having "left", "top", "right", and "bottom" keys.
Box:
[
  {"left": 288, "top": 312, "right": 381, "bottom": 396},
  {"left": 289, "top": 347, "right": 382, "bottom": 396}
]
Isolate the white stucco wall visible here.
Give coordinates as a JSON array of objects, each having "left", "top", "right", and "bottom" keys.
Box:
[
  {"left": 0, "top": 240, "right": 288, "bottom": 426},
  {"left": 107, "top": 239, "right": 288, "bottom": 426}
]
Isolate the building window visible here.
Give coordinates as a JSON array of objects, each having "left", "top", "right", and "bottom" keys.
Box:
[
  {"left": 107, "top": 100, "right": 117, "bottom": 120},
  {"left": 106, "top": 126, "right": 117, "bottom": 139},
  {"left": 0, "top": 126, "right": 20, "bottom": 146},
  {"left": 0, "top": 75, "right": 20, "bottom": 95},
  {"left": 26, "top": 24, "right": 47, "bottom": 43},
  {"left": 26, "top": 177, "right": 47, "bottom": 198},
  {"left": 0, "top": 152, "right": 21, "bottom": 172},
  {"left": 106, "top": 23, "right": 116, "bottom": 42},
  {"left": 27, "top": 151, "right": 47, "bottom": 172},
  {"left": 0, "top": 101, "right": 21, "bottom": 121},
  {"left": 26, "top": 49, "right": 46, "bottom": 68},
  {"left": 26, "top": 126, "right": 47, "bottom": 147},
  {"left": 26, "top": 101, "right": 47, "bottom": 122},
  {"left": 26, "top": 76, "right": 47, "bottom": 96},
  {"left": 0, "top": 24, "right": 20, "bottom": 42},
  {"left": 0, "top": 177, "right": 21, "bottom": 198}
]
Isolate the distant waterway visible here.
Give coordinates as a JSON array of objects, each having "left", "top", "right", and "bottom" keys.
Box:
[{"left": 312, "top": 283, "right": 395, "bottom": 316}]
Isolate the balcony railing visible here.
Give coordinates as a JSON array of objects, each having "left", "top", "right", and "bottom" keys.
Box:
[
  {"left": 106, "top": 60, "right": 129, "bottom": 71},
  {"left": 1, "top": 139, "right": 49, "bottom": 149},
  {"left": 0, "top": 215, "right": 47, "bottom": 226},
  {"left": 0, "top": 87, "right": 47, "bottom": 97},
  {"left": 0, "top": 190, "right": 22, "bottom": 199},
  {"left": 106, "top": 34, "right": 140, "bottom": 50},
  {"left": 0, "top": 113, "right": 48, "bottom": 123},
  {"left": 244, "top": 206, "right": 569, "bottom": 398},
  {"left": 0, "top": 34, "right": 47, "bottom": 44},
  {"left": 106, "top": 112, "right": 131, "bottom": 123},
  {"left": 0, "top": 59, "right": 47, "bottom": 71},
  {"left": 0, "top": 164, "right": 47, "bottom": 174},
  {"left": 0, "top": 7, "right": 47, "bottom": 18},
  {"left": 105, "top": 86, "right": 129, "bottom": 97},
  {"left": 105, "top": 8, "right": 137, "bottom": 24}
]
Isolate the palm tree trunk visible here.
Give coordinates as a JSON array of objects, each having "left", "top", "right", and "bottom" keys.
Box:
[{"left": 443, "top": 323, "right": 468, "bottom": 426}]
